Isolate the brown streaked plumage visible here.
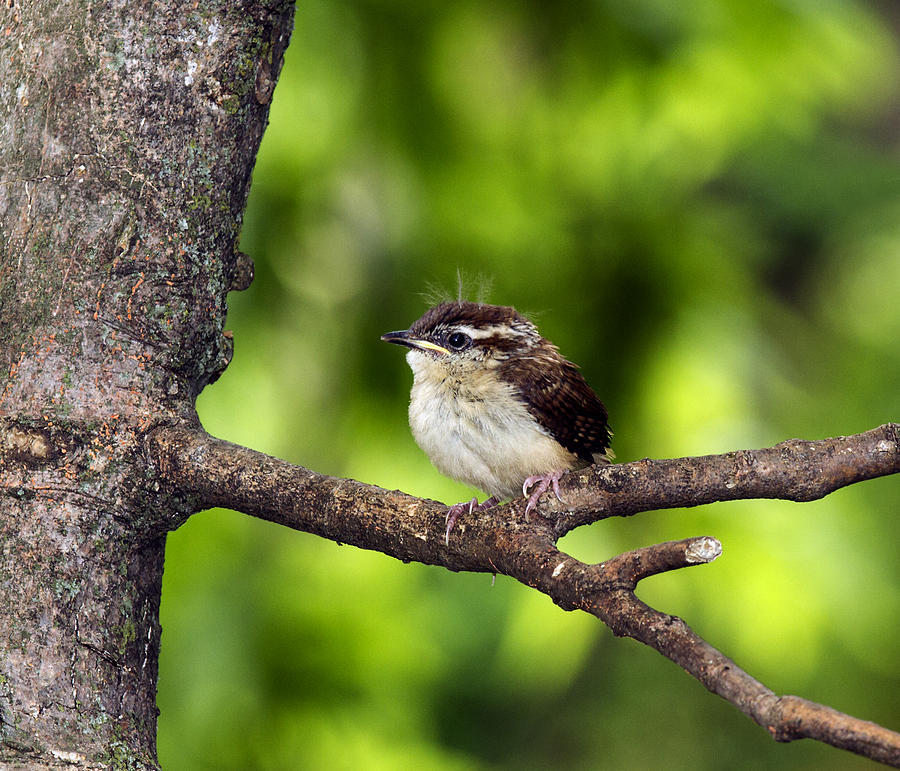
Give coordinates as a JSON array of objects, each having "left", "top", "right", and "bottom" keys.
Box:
[{"left": 382, "top": 301, "right": 612, "bottom": 543}]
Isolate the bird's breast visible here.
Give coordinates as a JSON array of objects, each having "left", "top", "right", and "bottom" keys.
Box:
[{"left": 406, "top": 365, "right": 579, "bottom": 499}]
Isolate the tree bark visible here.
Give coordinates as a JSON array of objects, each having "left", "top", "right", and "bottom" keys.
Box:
[{"left": 0, "top": 0, "right": 294, "bottom": 766}]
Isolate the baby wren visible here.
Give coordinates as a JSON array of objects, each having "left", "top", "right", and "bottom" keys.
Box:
[{"left": 382, "top": 301, "right": 612, "bottom": 543}]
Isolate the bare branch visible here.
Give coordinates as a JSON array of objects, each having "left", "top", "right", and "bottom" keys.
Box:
[
  {"left": 525, "top": 541, "right": 900, "bottom": 768},
  {"left": 146, "top": 423, "right": 900, "bottom": 767},
  {"left": 546, "top": 423, "right": 900, "bottom": 536},
  {"left": 603, "top": 535, "right": 723, "bottom": 581}
]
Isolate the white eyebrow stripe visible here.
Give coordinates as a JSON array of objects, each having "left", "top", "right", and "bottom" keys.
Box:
[{"left": 454, "top": 324, "right": 530, "bottom": 340}]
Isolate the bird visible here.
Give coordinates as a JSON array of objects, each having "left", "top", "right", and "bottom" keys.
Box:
[{"left": 382, "top": 301, "right": 612, "bottom": 543}]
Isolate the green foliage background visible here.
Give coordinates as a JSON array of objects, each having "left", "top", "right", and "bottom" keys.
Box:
[{"left": 158, "top": 1, "right": 900, "bottom": 768}]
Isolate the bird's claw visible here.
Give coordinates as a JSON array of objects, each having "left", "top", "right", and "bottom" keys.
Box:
[
  {"left": 445, "top": 498, "right": 475, "bottom": 546},
  {"left": 444, "top": 495, "right": 499, "bottom": 545},
  {"left": 522, "top": 470, "right": 567, "bottom": 519}
]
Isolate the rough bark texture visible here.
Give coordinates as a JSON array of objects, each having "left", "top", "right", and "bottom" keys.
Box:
[
  {"left": 147, "top": 424, "right": 900, "bottom": 573},
  {"left": 0, "top": 1, "right": 294, "bottom": 767}
]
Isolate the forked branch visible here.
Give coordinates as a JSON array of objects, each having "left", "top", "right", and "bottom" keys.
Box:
[{"left": 147, "top": 423, "right": 900, "bottom": 767}]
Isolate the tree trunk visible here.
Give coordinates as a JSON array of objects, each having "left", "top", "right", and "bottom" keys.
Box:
[{"left": 0, "top": 0, "right": 294, "bottom": 766}]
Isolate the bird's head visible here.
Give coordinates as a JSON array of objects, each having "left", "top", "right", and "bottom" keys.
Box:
[{"left": 381, "top": 302, "right": 541, "bottom": 376}]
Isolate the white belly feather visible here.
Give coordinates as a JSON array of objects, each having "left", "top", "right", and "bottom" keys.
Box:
[{"left": 406, "top": 350, "right": 578, "bottom": 499}]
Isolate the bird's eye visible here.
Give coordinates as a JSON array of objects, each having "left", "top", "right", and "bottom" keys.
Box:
[{"left": 446, "top": 332, "right": 471, "bottom": 351}]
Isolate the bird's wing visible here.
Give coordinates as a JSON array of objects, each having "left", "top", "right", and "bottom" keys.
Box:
[{"left": 504, "top": 351, "right": 611, "bottom": 465}]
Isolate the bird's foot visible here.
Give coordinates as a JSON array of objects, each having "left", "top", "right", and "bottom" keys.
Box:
[
  {"left": 522, "top": 470, "right": 567, "bottom": 519},
  {"left": 445, "top": 495, "right": 499, "bottom": 545}
]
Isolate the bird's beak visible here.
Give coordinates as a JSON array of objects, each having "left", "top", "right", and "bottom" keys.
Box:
[{"left": 381, "top": 330, "right": 450, "bottom": 355}]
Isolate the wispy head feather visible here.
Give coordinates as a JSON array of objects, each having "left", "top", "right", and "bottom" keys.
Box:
[{"left": 420, "top": 269, "right": 493, "bottom": 308}]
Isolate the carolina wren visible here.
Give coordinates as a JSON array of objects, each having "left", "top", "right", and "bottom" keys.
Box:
[{"left": 382, "top": 301, "right": 612, "bottom": 542}]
